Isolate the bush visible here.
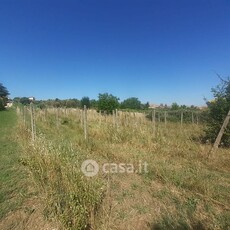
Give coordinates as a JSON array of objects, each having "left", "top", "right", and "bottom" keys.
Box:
[
  {"left": 0, "top": 98, "right": 5, "bottom": 111},
  {"left": 97, "top": 93, "right": 119, "bottom": 114},
  {"left": 0, "top": 83, "right": 9, "bottom": 110},
  {"left": 204, "top": 77, "right": 230, "bottom": 147},
  {"left": 120, "top": 97, "right": 141, "bottom": 110},
  {"left": 80, "top": 97, "right": 90, "bottom": 109}
]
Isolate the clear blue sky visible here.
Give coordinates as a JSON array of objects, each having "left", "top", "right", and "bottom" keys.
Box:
[{"left": 1, "top": 0, "right": 230, "bottom": 106}]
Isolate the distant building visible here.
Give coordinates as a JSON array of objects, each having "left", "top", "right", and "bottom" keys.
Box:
[
  {"left": 198, "top": 106, "right": 207, "bottom": 110},
  {"left": 6, "top": 102, "right": 13, "bottom": 108},
  {"left": 29, "top": 97, "right": 35, "bottom": 101},
  {"left": 148, "top": 103, "right": 160, "bottom": 109}
]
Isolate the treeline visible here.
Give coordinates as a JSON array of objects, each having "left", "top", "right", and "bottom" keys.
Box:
[{"left": 13, "top": 93, "right": 203, "bottom": 113}]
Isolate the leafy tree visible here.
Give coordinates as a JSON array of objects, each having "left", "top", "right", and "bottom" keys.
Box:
[
  {"left": 64, "top": 99, "right": 79, "bottom": 108},
  {"left": 80, "top": 97, "right": 90, "bottom": 109},
  {"left": 71, "top": 99, "right": 81, "bottom": 108},
  {"left": 90, "top": 99, "right": 98, "bottom": 109},
  {"left": 0, "top": 83, "right": 10, "bottom": 110},
  {"left": 146, "top": 102, "right": 150, "bottom": 109},
  {"left": 190, "top": 105, "right": 197, "bottom": 109},
  {"left": 20, "top": 97, "right": 30, "bottom": 105},
  {"left": 204, "top": 77, "right": 230, "bottom": 147},
  {"left": 141, "top": 102, "right": 150, "bottom": 110},
  {"left": 180, "top": 105, "right": 187, "bottom": 109},
  {"left": 13, "top": 97, "right": 21, "bottom": 103},
  {"left": 121, "top": 97, "right": 141, "bottom": 110},
  {"left": 54, "top": 98, "right": 61, "bottom": 108},
  {"left": 171, "top": 102, "right": 180, "bottom": 110},
  {"left": 0, "top": 83, "right": 9, "bottom": 97},
  {"left": 0, "top": 98, "right": 4, "bottom": 110},
  {"left": 97, "top": 93, "right": 119, "bottom": 113}
]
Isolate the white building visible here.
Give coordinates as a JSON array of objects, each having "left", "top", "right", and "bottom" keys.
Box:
[
  {"left": 29, "top": 97, "right": 35, "bottom": 101},
  {"left": 148, "top": 103, "right": 160, "bottom": 109},
  {"left": 6, "top": 102, "right": 13, "bottom": 108}
]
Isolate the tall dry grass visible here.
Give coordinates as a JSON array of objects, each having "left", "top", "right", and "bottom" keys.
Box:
[{"left": 17, "top": 107, "right": 230, "bottom": 229}]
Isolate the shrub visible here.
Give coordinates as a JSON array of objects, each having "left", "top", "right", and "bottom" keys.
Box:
[
  {"left": 0, "top": 98, "right": 5, "bottom": 111},
  {"left": 204, "top": 77, "right": 230, "bottom": 147},
  {"left": 97, "top": 93, "right": 119, "bottom": 114}
]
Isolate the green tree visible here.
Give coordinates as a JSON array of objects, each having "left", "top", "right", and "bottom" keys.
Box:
[
  {"left": 144, "top": 102, "right": 150, "bottom": 109},
  {"left": 0, "top": 83, "right": 10, "bottom": 110},
  {"left": 54, "top": 98, "right": 61, "bottom": 108},
  {"left": 13, "top": 97, "right": 21, "bottom": 103},
  {"left": 90, "top": 99, "right": 98, "bottom": 109},
  {"left": 204, "top": 77, "right": 230, "bottom": 147},
  {"left": 0, "top": 98, "right": 4, "bottom": 110},
  {"left": 97, "top": 93, "right": 119, "bottom": 113},
  {"left": 121, "top": 97, "right": 141, "bottom": 110},
  {"left": 0, "top": 83, "right": 9, "bottom": 98},
  {"left": 65, "top": 99, "right": 80, "bottom": 108},
  {"left": 180, "top": 105, "right": 187, "bottom": 109},
  {"left": 171, "top": 102, "right": 180, "bottom": 110},
  {"left": 80, "top": 97, "right": 90, "bottom": 109},
  {"left": 20, "top": 97, "right": 30, "bottom": 105},
  {"left": 140, "top": 102, "right": 150, "bottom": 110}
]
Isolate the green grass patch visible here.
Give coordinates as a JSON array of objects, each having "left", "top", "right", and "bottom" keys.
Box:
[{"left": 0, "top": 110, "right": 28, "bottom": 219}]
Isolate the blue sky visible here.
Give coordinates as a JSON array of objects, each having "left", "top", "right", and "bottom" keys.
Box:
[{"left": 0, "top": 0, "right": 230, "bottom": 106}]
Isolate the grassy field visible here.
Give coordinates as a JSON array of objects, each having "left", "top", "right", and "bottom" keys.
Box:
[
  {"left": 0, "top": 109, "right": 58, "bottom": 230},
  {"left": 0, "top": 110, "right": 27, "bottom": 219},
  {"left": 16, "top": 108, "right": 230, "bottom": 229}
]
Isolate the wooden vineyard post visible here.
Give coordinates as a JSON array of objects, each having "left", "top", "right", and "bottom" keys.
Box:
[
  {"left": 81, "top": 109, "right": 84, "bottom": 128},
  {"left": 158, "top": 112, "right": 161, "bottom": 123},
  {"left": 112, "top": 110, "right": 115, "bottom": 127},
  {"left": 104, "top": 111, "right": 107, "bottom": 123},
  {"left": 192, "top": 111, "right": 194, "bottom": 124},
  {"left": 115, "top": 109, "right": 118, "bottom": 129},
  {"left": 164, "top": 111, "right": 167, "bottom": 127},
  {"left": 56, "top": 108, "right": 59, "bottom": 129},
  {"left": 210, "top": 110, "right": 230, "bottom": 152},
  {"left": 78, "top": 109, "right": 81, "bottom": 122},
  {"left": 112, "top": 109, "right": 118, "bottom": 129},
  {"left": 30, "top": 102, "right": 36, "bottom": 141},
  {"left": 83, "top": 105, "right": 88, "bottom": 140},
  {"left": 152, "top": 109, "right": 156, "bottom": 137},
  {"left": 23, "top": 106, "right": 26, "bottom": 126},
  {"left": 43, "top": 108, "right": 46, "bottom": 122},
  {"left": 180, "top": 111, "right": 183, "bottom": 127}
]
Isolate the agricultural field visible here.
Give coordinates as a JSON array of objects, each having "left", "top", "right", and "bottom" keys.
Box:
[
  {"left": 1, "top": 1, "right": 230, "bottom": 230},
  {"left": 2, "top": 106, "right": 227, "bottom": 230}
]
